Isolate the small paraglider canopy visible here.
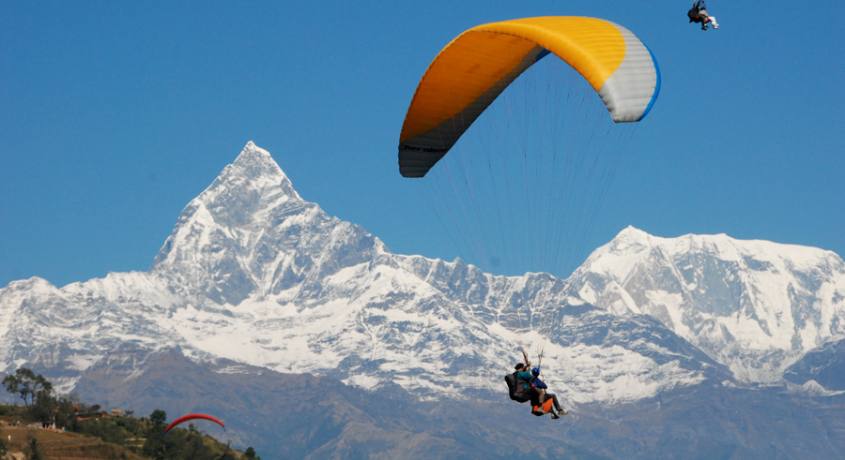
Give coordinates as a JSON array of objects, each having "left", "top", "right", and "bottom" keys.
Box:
[{"left": 163, "top": 413, "right": 225, "bottom": 433}]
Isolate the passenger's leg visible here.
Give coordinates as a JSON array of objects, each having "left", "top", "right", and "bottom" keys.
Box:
[
  {"left": 529, "top": 389, "right": 541, "bottom": 408},
  {"left": 547, "top": 393, "right": 562, "bottom": 412},
  {"left": 698, "top": 11, "right": 710, "bottom": 30},
  {"left": 709, "top": 16, "right": 719, "bottom": 28}
]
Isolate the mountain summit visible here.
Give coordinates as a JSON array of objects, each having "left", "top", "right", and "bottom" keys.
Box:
[
  {"left": 569, "top": 225, "right": 845, "bottom": 382},
  {"left": 152, "top": 141, "right": 379, "bottom": 304},
  {"left": 1, "top": 141, "right": 844, "bottom": 403}
]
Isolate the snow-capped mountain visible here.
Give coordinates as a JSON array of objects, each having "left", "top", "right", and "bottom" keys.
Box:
[
  {"left": 1, "top": 141, "right": 842, "bottom": 406},
  {"left": 567, "top": 226, "right": 845, "bottom": 382}
]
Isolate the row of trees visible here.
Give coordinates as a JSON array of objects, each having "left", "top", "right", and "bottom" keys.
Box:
[
  {"left": 2, "top": 368, "right": 51, "bottom": 407},
  {"left": 2, "top": 367, "right": 86, "bottom": 430}
]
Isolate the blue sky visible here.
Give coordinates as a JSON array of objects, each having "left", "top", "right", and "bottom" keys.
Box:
[{"left": 1, "top": 0, "right": 842, "bottom": 286}]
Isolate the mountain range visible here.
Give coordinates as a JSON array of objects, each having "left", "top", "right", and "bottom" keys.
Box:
[{"left": 2, "top": 141, "right": 844, "bottom": 458}]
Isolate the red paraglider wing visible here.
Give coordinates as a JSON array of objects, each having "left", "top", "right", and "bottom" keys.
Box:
[{"left": 163, "top": 413, "right": 225, "bottom": 433}]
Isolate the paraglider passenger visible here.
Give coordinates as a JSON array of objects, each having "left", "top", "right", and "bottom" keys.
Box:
[
  {"left": 530, "top": 367, "right": 565, "bottom": 419},
  {"left": 688, "top": 0, "right": 719, "bottom": 30}
]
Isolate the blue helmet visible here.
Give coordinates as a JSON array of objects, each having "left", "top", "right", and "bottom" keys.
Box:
[{"left": 531, "top": 367, "right": 541, "bottom": 377}]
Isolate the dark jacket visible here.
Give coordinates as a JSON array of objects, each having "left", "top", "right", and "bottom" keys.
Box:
[{"left": 532, "top": 377, "right": 548, "bottom": 390}]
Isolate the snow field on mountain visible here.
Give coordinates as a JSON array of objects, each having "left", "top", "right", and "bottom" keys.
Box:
[{"left": 2, "top": 142, "right": 844, "bottom": 404}]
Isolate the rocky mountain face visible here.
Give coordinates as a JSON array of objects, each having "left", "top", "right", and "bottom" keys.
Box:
[
  {"left": 785, "top": 337, "right": 845, "bottom": 392},
  {"left": 72, "top": 347, "right": 599, "bottom": 459},
  {"left": 567, "top": 226, "right": 845, "bottom": 383},
  {"left": 1, "top": 141, "right": 738, "bottom": 404},
  {"left": 2, "top": 141, "right": 845, "bottom": 457},
  {"left": 71, "top": 347, "right": 845, "bottom": 460}
]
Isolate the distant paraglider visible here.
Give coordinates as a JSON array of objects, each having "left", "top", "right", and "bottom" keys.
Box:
[
  {"left": 164, "top": 413, "right": 225, "bottom": 433},
  {"left": 688, "top": 1, "right": 720, "bottom": 31}
]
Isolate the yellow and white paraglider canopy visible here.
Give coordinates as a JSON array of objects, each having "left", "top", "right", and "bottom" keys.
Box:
[{"left": 398, "top": 16, "right": 661, "bottom": 178}]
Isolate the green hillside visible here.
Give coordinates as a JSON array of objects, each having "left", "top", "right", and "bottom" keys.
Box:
[{"left": 1, "top": 368, "right": 260, "bottom": 460}]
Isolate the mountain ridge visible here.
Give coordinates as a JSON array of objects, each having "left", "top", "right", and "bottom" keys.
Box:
[
  {"left": 569, "top": 221, "right": 845, "bottom": 382},
  {"left": 1, "top": 141, "right": 843, "bottom": 404}
]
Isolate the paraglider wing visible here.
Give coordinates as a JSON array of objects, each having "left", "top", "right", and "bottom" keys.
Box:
[
  {"left": 398, "top": 16, "right": 660, "bottom": 178},
  {"left": 163, "top": 413, "right": 225, "bottom": 433}
]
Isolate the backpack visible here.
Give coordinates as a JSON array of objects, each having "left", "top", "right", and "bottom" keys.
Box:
[
  {"left": 688, "top": 7, "right": 699, "bottom": 22},
  {"left": 504, "top": 372, "right": 530, "bottom": 403}
]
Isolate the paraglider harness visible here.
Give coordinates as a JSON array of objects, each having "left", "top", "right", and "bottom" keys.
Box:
[
  {"left": 505, "top": 349, "right": 534, "bottom": 403},
  {"left": 504, "top": 371, "right": 531, "bottom": 403},
  {"left": 687, "top": 6, "right": 700, "bottom": 22},
  {"left": 531, "top": 397, "right": 556, "bottom": 416}
]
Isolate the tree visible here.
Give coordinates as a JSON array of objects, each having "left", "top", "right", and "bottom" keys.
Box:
[
  {"left": 218, "top": 446, "right": 237, "bottom": 460},
  {"left": 150, "top": 409, "right": 167, "bottom": 427},
  {"left": 244, "top": 447, "right": 259, "bottom": 459},
  {"left": 31, "top": 386, "right": 62, "bottom": 426},
  {"left": 143, "top": 409, "right": 168, "bottom": 460},
  {"left": 25, "top": 435, "right": 44, "bottom": 460},
  {"left": 181, "top": 430, "right": 208, "bottom": 460},
  {"left": 54, "top": 395, "right": 81, "bottom": 431},
  {"left": 0, "top": 369, "right": 57, "bottom": 426},
  {"left": 2, "top": 368, "right": 52, "bottom": 407}
]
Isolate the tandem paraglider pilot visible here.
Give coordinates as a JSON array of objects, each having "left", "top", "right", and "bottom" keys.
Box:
[{"left": 505, "top": 353, "right": 567, "bottom": 419}]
